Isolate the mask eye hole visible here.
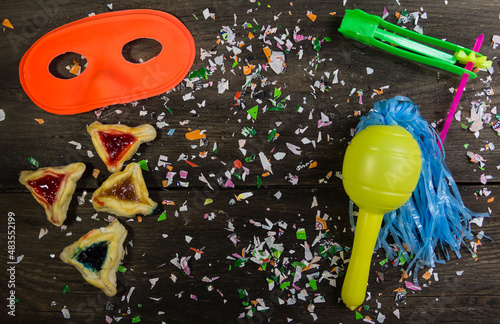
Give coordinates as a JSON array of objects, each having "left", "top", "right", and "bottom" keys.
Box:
[
  {"left": 49, "top": 52, "right": 87, "bottom": 79},
  {"left": 122, "top": 38, "right": 162, "bottom": 64}
]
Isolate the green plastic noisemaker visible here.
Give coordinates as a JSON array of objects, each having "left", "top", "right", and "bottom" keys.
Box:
[
  {"left": 341, "top": 125, "right": 422, "bottom": 310},
  {"left": 338, "top": 9, "right": 491, "bottom": 78}
]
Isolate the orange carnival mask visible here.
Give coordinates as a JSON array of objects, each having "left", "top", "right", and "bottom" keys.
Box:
[{"left": 19, "top": 9, "right": 195, "bottom": 115}]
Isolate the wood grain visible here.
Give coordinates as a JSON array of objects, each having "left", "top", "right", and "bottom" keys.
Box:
[{"left": 1, "top": 0, "right": 499, "bottom": 323}]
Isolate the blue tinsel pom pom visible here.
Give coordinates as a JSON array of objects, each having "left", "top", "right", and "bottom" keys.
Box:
[{"left": 352, "top": 96, "right": 488, "bottom": 280}]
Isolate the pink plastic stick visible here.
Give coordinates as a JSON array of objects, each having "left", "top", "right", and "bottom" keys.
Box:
[{"left": 440, "top": 34, "right": 484, "bottom": 145}]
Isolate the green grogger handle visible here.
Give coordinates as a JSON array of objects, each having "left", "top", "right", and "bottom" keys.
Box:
[
  {"left": 341, "top": 125, "right": 422, "bottom": 310},
  {"left": 338, "top": 9, "right": 492, "bottom": 78}
]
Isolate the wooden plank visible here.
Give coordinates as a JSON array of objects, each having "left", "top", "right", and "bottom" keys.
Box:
[
  {"left": 1, "top": 0, "right": 500, "bottom": 323},
  {"left": 0, "top": 185, "right": 498, "bottom": 323}
]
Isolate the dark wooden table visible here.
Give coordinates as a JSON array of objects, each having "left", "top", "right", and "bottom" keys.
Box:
[{"left": 1, "top": 1, "right": 499, "bottom": 323}]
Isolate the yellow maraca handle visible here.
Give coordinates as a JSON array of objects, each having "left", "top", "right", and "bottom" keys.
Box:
[
  {"left": 341, "top": 208, "right": 384, "bottom": 310},
  {"left": 341, "top": 125, "right": 422, "bottom": 310}
]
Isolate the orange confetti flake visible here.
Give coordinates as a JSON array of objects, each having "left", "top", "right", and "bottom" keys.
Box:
[
  {"left": 306, "top": 11, "right": 317, "bottom": 22},
  {"left": 185, "top": 129, "right": 206, "bottom": 140},
  {"left": 248, "top": 32, "right": 255, "bottom": 39},
  {"left": 243, "top": 66, "right": 251, "bottom": 75},
  {"left": 69, "top": 60, "right": 81, "bottom": 75},
  {"left": 2, "top": 18, "right": 13, "bottom": 29},
  {"left": 35, "top": 118, "right": 44, "bottom": 124},
  {"left": 373, "top": 88, "right": 384, "bottom": 95},
  {"left": 137, "top": 216, "right": 142, "bottom": 223},
  {"left": 185, "top": 160, "right": 198, "bottom": 167},
  {"left": 190, "top": 247, "right": 204, "bottom": 254},
  {"left": 262, "top": 171, "right": 271, "bottom": 177},
  {"left": 263, "top": 46, "right": 272, "bottom": 62},
  {"left": 487, "top": 197, "right": 494, "bottom": 203},
  {"left": 92, "top": 169, "right": 100, "bottom": 178},
  {"left": 234, "top": 159, "right": 242, "bottom": 169},
  {"left": 162, "top": 180, "right": 168, "bottom": 187},
  {"left": 422, "top": 270, "right": 432, "bottom": 280},
  {"left": 308, "top": 161, "right": 317, "bottom": 169}
]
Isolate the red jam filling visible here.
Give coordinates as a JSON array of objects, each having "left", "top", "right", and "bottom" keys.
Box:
[
  {"left": 97, "top": 131, "right": 137, "bottom": 164},
  {"left": 100, "top": 177, "right": 139, "bottom": 201},
  {"left": 27, "top": 172, "right": 66, "bottom": 205}
]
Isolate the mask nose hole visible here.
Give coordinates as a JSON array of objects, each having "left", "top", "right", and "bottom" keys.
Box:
[
  {"left": 49, "top": 52, "right": 87, "bottom": 79},
  {"left": 122, "top": 38, "right": 163, "bottom": 64}
]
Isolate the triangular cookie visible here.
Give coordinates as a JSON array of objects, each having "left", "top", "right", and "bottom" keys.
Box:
[
  {"left": 60, "top": 219, "right": 127, "bottom": 296},
  {"left": 87, "top": 121, "right": 156, "bottom": 173},
  {"left": 19, "top": 162, "right": 86, "bottom": 226},
  {"left": 92, "top": 163, "right": 157, "bottom": 217}
]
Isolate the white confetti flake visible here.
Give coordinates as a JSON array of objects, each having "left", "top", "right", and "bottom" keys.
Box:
[
  {"left": 286, "top": 142, "right": 302, "bottom": 155},
  {"left": 0, "top": 109, "right": 5, "bottom": 121},
  {"left": 203, "top": 8, "right": 215, "bottom": 20},
  {"left": 61, "top": 306, "right": 71, "bottom": 319},
  {"left": 68, "top": 141, "right": 82, "bottom": 149},
  {"left": 126, "top": 286, "right": 135, "bottom": 303},
  {"left": 149, "top": 277, "right": 159, "bottom": 289},
  {"left": 39, "top": 228, "right": 48, "bottom": 239}
]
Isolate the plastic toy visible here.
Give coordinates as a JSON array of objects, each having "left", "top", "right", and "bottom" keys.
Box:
[
  {"left": 19, "top": 9, "right": 195, "bottom": 115},
  {"left": 341, "top": 125, "right": 422, "bottom": 310},
  {"left": 341, "top": 96, "right": 487, "bottom": 310},
  {"left": 440, "top": 34, "right": 484, "bottom": 144},
  {"left": 338, "top": 9, "right": 491, "bottom": 78}
]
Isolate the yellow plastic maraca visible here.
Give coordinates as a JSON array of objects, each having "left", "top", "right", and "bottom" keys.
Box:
[{"left": 341, "top": 124, "right": 422, "bottom": 310}]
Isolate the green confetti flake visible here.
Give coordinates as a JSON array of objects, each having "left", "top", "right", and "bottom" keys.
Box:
[
  {"left": 296, "top": 228, "right": 307, "bottom": 240},
  {"left": 261, "top": 261, "right": 267, "bottom": 270},
  {"left": 280, "top": 281, "right": 290, "bottom": 291},
  {"left": 138, "top": 304, "right": 142, "bottom": 308},
  {"left": 131, "top": 316, "right": 141, "bottom": 323},
  {"left": 363, "top": 305, "right": 370, "bottom": 310},
  {"left": 292, "top": 261, "right": 306, "bottom": 268},
  {"left": 247, "top": 105, "right": 259, "bottom": 120},
  {"left": 267, "top": 128, "right": 277, "bottom": 141},
  {"left": 232, "top": 61, "right": 239, "bottom": 68},
  {"left": 464, "top": 143, "right": 470, "bottom": 149},
  {"left": 267, "top": 106, "right": 283, "bottom": 112},
  {"left": 213, "top": 142, "right": 218, "bottom": 154},
  {"left": 62, "top": 285, "right": 70, "bottom": 294},
  {"left": 256, "top": 176, "right": 262, "bottom": 189},
  {"left": 274, "top": 87, "right": 281, "bottom": 99},
  {"left": 355, "top": 311, "right": 364, "bottom": 320},
  {"left": 324, "top": 36, "right": 332, "bottom": 42},
  {"left": 241, "top": 126, "right": 257, "bottom": 137},
  {"left": 245, "top": 154, "right": 256, "bottom": 163},
  {"left": 189, "top": 66, "right": 209, "bottom": 80},
  {"left": 312, "top": 38, "right": 321, "bottom": 51},
  {"left": 137, "top": 160, "right": 149, "bottom": 171},
  {"left": 461, "top": 123, "right": 468, "bottom": 129},
  {"left": 309, "top": 279, "right": 317, "bottom": 290},
  {"left": 165, "top": 106, "right": 174, "bottom": 115},
  {"left": 379, "top": 257, "right": 389, "bottom": 266},
  {"left": 28, "top": 157, "right": 39, "bottom": 167},
  {"left": 158, "top": 211, "right": 167, "bottom": 221},
  {"left": 117, "top": 265, "right": 127, "bottom": 273},
  {"left": 234, "top": 258, "right": 246, "bottom": 268},
  {"left": 398, "top": 252, "right": 407, "bottom": 266},
  {"left": 238, "top": 289, "right": 247, "bottom": 298}
]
